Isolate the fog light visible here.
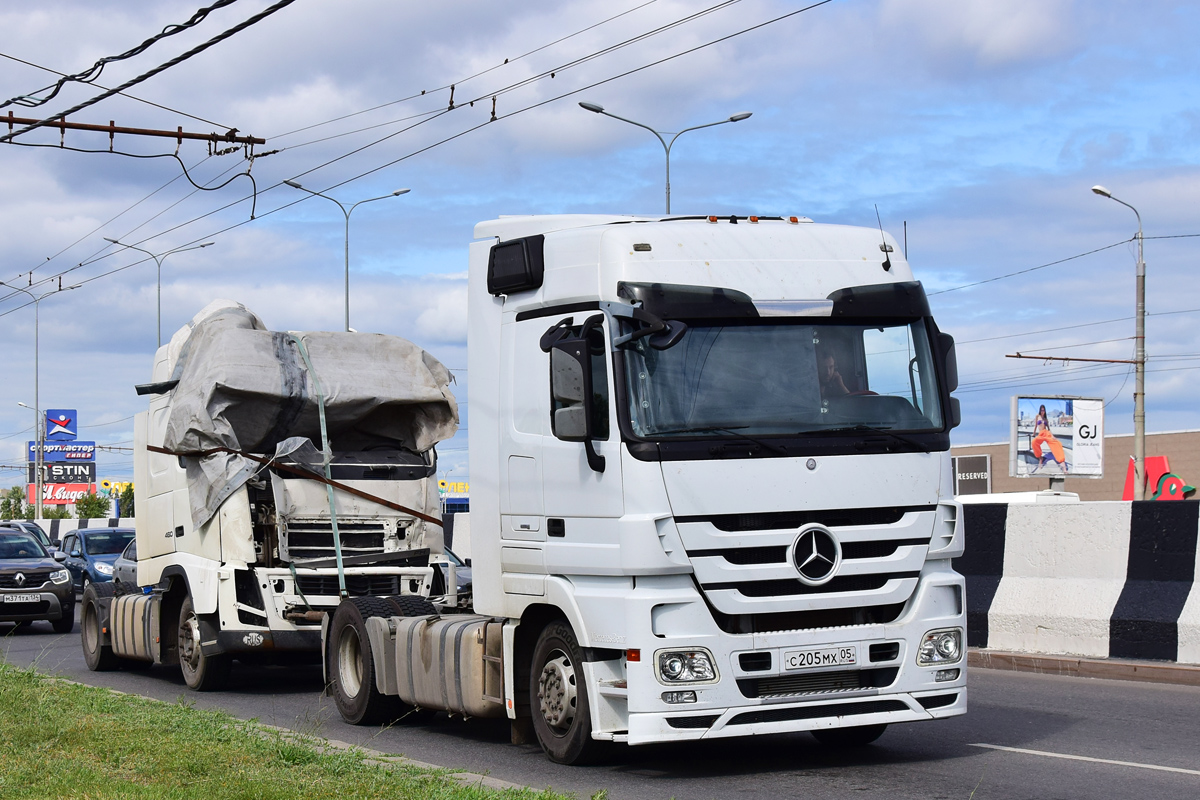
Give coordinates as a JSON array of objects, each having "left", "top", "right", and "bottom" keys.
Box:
[
  {"left": 661, "top": 690, "right": 697, "bottom": 704},
  {"left": 917, "top": 628, "right": 963, "bottom": 666},
  {"left": 935, "top": 668, "right": 960, "bottom": 682},
  {"left": 655, "top": 648, "right": 718, "bottom": 684}
]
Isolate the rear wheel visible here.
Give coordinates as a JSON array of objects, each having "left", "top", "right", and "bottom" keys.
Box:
[
  {"left": 327, "top": 597, "right": 408, "bottom": 725},
  {"left": 81, "top": 584, "right": 118, "bottom": 671},
  {"left": 530, "top": 621, "right": 607, "bottom": 765},
  {"left": 810, "top": 723, "right": 888, "bottom": 747},
  {"left": 178, "top": 594, "right": 231, "bottom": 691}
]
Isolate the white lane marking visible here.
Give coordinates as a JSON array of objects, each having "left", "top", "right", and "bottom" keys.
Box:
[{"left": 971, "top": 743, "right": 1200, "bottom": 777}]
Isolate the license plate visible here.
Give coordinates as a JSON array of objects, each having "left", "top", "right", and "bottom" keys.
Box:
[
  {"left": 782, "top": 645, "right": 857, "bottom": 670},
  {"left": 3, "top": 593, "right": 40, "bottom": 603}
]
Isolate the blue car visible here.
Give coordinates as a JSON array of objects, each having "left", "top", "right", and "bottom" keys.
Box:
[{"left": 59, "top": 528, "right": 135, "bottom": 593}]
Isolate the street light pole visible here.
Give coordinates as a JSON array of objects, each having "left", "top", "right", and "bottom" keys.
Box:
[
  {"left": 2, "top": 279, "right": 81, "bottom": 519},
  {"left": 104, "top": 239, "right": 214, "bottom": 348},
  {"left": 579, "top": 102, "right": 752, "bottom": 214},
  {"left": 284, "top": 181, "right": 411, "bottom": 332},
  {"left": 1092, "top": 185, "right": 1146, "bottom": 500}
]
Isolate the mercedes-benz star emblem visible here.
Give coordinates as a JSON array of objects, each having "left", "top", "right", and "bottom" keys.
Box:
[
  {"left": 792, "top": 525, "right": 842, "bottom": 586},
  {"left": 14, "top": 572, "right": 26, "bottom": 587}
]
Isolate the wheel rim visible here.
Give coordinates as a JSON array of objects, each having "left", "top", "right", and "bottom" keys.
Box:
[
  {"left": 179, "top": 610, "right": 202, "bottom": 673},
  {"left": 83, "top": 604, "right": 98, "bottom": 652},
  {"left": 536, "top": 649, "right": 577, "bottom": 733},
  {"left": 337, "top": 625, "right": 364, "bottom": 699}
]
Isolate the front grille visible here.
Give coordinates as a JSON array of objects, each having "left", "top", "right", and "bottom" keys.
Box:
[
  {"left": 728, "top": 699, "right": 909, "bottom": 726},
  {"left": 678, "top": 506, "right": 931, "bottom": 532},
  {"left": 0, "top": 570, "right": 53, "bottom": 589},
  {"left": 737, "top": 667, "right": 898, "bottom": 699},
  {"left": 284, "top": 521, "right": 387, "bottom": 561},
  {"left": 712, "top": 603, "right": 906, "bottom": 635},
  {"left": 666, "top": 715, "right": 719, "bottom": 729},
  {"left": 710, "top": 573, "right": 917, "bottom": 598},
  {"left": 918, "top": 693, "right": 958, "bottom": 710},
  {"left": 296, "top": 574, "right": 405, "bottom": 597},
  {"left": 0, "top": 600, "right": 50, "bottom": 615}
]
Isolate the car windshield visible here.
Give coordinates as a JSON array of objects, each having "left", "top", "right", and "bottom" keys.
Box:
[
  {"left": 0, "top": 531, "right": 48, "bottom": 559},
  {"left": 623, "top": 318, "right": 943, "bottom": 438},
  {"left": 83, "top": 529, "right": 135, "bottom": 556}
]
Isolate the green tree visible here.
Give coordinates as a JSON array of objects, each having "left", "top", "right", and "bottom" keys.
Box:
[
  {"left": 42, "top": 506, "right": 71, "bottom": 519},
  {"left": 0, "top": 486, "right": 30, "bottom": 519},
  {"left": 118, "top": 485, "right": 135, "bottom": 518},
  {"left": 74, "top": 492, "right": 111, "bottom": 519}
]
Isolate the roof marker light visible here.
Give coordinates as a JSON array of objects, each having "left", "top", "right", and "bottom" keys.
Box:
[
  {"left": 707, "top": 216, "right": 719, "bottom": 223},
  {"left": 749, "top": 216, "right": 759, "bottom": 223},
  {"left": 788, "top": 216, "right": 799, "bottom": 224}
]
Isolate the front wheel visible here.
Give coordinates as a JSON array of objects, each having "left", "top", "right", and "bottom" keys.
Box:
[
  {"left": 51, "top": 603, "right": 75, "bottom": 634},
  {"left": 327, "top": 597, "right": 408, "bottom": 725},
  {"left": 178, "top": 595, "right": 231, "bottom": 691},
  {"left": 529, "top": 621, "right": 607, "bottom": 765},
  {"left": 81, "top": 584, "right": 117, "bottom": 671},
  {"left": 810, "top": 723, "right": 888, "bottom": 747}
]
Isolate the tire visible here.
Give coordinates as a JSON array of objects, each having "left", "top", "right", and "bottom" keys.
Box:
[
  {"left": 386, "top": 595, "right": 438, "bottom": 617},
  {"left": 178, "top": 594, "right": 231, "bottom": 691},
  {"left": 327, "top": 597, "right": 408, "bottom": 725},
  {"left": 51, "top": 602, "right": 75, "bottom": 634},
  {"left": 81, "top": 584, "right": 118, "bottom": 671},
  {"left": 810, "top": 724, "right": 888, "bottom": 747},
  {"left": 530, "top": 620, "right": 606, "bottom": 765},
  {"left": 80, "top": 575, "right": 91, "bottom": 596}
]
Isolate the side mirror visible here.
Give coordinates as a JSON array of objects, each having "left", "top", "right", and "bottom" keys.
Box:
[
  {"left": 70, "top": 550, "right": 81, "bottom": 558},
  {"left": 937, "top": 331, "right": 958, "bottom": 393},
  {"left": 464, "top": 558, "right": 472, "bottom": 568},
  {"left": 53, "top": 551, "right": 67, "bottom": 562},
  {"left": 550, "top": 345, "right": 589, "bottom": 442},
  {"left": 948, "top": 396, "right": 962, "bottom": 430}
]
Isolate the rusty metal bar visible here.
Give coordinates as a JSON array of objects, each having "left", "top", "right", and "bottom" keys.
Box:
[
  {"left": 3, "top": 111, "right": 264, "bottom": 145},
  {"left": 1006, "top": 353, "right": 1138, "bottom": 364}
]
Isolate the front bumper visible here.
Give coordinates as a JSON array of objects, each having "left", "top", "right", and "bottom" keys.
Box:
[
  {"left": 0, "top": 588, "right": 73, "bottom": 622},
  {"left": 584, "top": 561, "right": 967, "bottom": 745}
]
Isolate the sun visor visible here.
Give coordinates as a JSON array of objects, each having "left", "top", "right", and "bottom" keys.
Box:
[{"left": 827, "top": 281, "right": 930, "bottom": 318}]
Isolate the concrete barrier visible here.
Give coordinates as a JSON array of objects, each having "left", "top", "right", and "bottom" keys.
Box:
[
  {"left": 42, "top": 517, "right": 135, "bottom": 544},
  {"left": 956, "top": 501, "right": 1200, "bottom": 664}
]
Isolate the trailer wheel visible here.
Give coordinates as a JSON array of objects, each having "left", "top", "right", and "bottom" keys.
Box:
[
  {"left": 327, "top": 597, "right": 407, "bottom": 725},
  {"left": 178, "top": 594, "right": 231, "bottom": 691},
  {"left": 81, "top": 583, "right": 117, "bottom": 671},
  {"left": 810, "top": 724, "right": 887, "bottom": 747},
  {"left": 530, "top": 621, "right": 606, "bottom": 765}
]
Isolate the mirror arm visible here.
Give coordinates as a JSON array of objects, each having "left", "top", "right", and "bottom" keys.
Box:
[{"left": 584, "top": 439, "right": 606, "bottom": 473}]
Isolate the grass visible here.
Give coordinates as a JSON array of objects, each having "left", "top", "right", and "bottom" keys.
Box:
[{"left": 0, "top": 662, "right": 572, "bottom": 800}]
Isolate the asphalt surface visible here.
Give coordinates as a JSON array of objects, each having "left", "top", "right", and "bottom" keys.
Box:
[{"left": 3, "top": 611, "right": 1199, "bottom": 799}]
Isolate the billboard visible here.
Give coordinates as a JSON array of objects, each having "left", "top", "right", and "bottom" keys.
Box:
[
  {"left": 953, "top": 454, "right": 992, "bottom": 495},
  {"left": 28, "top": 462, "right": 97, "bottom": 484},
  {"left": 27, "top": 483, "right": 97, "bottom": 505},
  {"left": 27, "top": 441, "right": 95, "bottom": 462},
  {"left": 44, "top": 409, "right": 78, "bottom": 441},
  {"left": 1010, "top": 396, "right": 1104, "bottom": 478}
]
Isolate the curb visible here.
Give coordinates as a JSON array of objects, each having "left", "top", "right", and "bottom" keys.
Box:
[{"left": 969, "top": 648, "right": 1200, "bottom": 687}]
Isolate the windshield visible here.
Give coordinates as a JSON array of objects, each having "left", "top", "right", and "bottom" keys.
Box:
[
  {"left": 0, "top": 531, "right": 49, "bottom": 559},
  {"left": 83, "top": 529, "right": 135, "bottom": 556},
  {"left": 623, "top": 318, "right": 943, "bottom": 438}
]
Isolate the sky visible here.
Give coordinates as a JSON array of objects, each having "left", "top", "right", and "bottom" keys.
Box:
[{"left": 1, "top": 0, "right": 1198, "bottom": 493}]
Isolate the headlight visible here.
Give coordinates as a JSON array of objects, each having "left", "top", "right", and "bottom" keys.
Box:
[
  {"left": 95, "top": 563, "right": 114, "bottom": 575},
  {"left": 917, "top": 628, "right": 962, "bottom": 666},
  {"left": 50, "top": 569, "right": 70, "bottom": 585},
  {"left": 655, "top": 648, "right": 718, "bottom": 684}
]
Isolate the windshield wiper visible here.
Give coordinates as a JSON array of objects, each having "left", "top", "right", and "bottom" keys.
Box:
[
  {"left": 646, "top": 425, "right": 788, "bottom": 456},
  {"left": 821, "top": 424, "right": 931, "bottom": 453}
]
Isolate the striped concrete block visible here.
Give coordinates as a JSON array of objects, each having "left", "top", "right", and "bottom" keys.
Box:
[
  {"left": 44, "top": 517, "right": 135, "bottom": 543},
  {"left": 955, "top": 501, "right": 1200, "bottom": 664}
]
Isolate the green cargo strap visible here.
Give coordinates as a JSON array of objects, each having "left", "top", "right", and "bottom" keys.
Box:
[{"left": 288, "top": 333, "right": 347, "bottom": 600}]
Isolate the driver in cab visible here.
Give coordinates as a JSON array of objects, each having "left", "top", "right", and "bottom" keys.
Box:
[{"left": 819, "top": 352, "right": 850, "bottom": 399}]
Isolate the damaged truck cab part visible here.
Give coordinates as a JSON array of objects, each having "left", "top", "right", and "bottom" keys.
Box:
[
  {"left": 83, "top": 301, "right": 459, "bottom": 689},
  {"left": 321, "top": 214, "right": 967, "bottom": 765}
]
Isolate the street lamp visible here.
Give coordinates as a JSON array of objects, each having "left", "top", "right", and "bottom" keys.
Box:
[
  {"left": 1092, "top": 185, "right": 1147, "bottom": 500},
  {"left": 104, "top": 238, "right": 214, "bottom": 348},
  {"left": 284, "top": 180, "right": 411, "bottom": 332},
  {"left": 1, "top": 279, "right": 81, "bottom": 519},
  {"left": 579, "top": 102, "right": 752, "bottom": 214}
]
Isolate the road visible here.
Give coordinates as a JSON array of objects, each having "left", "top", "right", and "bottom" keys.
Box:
[{"left": 3, "top": 614, "right": 1199, "bottom": 800}]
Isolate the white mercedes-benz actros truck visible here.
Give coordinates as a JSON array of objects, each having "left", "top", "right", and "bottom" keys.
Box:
[
  {"left": 322, "top": 213, "right": 967, "bottom": 764},
  {"left": 80, "top": 301, "right": 459, "bottom": 690}
]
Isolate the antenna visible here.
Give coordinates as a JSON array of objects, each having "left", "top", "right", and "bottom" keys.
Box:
[{"left": 874, "top": 204, "right": 892, "bottom": 271}]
